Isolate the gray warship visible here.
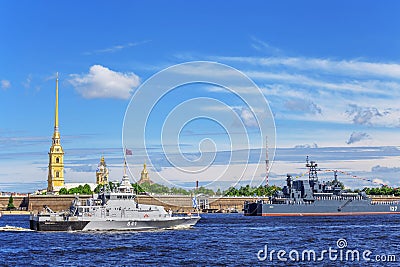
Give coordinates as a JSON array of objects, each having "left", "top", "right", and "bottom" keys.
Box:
[
  {"left": 30, "top": 164, "right": 200, "bottom": 231},
  {"left": 244, "top": 158, "right": 400, "bottom": 216}
]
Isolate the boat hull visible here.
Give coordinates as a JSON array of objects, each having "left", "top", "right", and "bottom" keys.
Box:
[
  {"left": 244, "top": 199, "right": 400, "bottom": 216},
  {"left": 30, "top": 216, "right": 200, "bottom": 231}
]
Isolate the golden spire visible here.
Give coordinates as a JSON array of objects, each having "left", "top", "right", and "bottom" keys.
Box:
[
  {"left": 47, "top": 72, "right": 64, "bottom": 192},
  {"left": 54, "top": 72, "right": 59, "bottom": 133}
]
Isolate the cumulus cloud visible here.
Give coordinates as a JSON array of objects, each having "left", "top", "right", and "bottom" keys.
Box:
[
  {"left": 69, "top": 65, "right": 140, "bottom": 99},
  {"left": 294, "top": 143, "right": 318, "bottom": 149},
  {"left": 284, "top": 99, "right": 322, "bottom": 114},
  {"left": 234, "top": 107, "right": 258, "bottom": 127},
  {"left": 1, "top": 80, "right": 10, "bottom": 89},
  {"left": 346, "top": 132, "right": 370, "bottom": 145},
  {"left": 346, "top": 104, "right": 384, "bottom": 125},
  {"left": 345, "top": 104, "right": 400, "bottom": 127}
]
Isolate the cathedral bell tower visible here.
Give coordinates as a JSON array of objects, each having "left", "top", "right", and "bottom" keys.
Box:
[
  {"left": 47, "top": 73, "right": 65, "bottom": 193},
  {"left": 96, "top": 156, "right": 109, "bottom": 185},
  {"left": 138, "top": 161, "right": 153, "bottom": 185}
]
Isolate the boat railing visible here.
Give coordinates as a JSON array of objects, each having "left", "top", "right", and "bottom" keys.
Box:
[{"left": 371, "top": 200, "right": 400, "bottom": 205}]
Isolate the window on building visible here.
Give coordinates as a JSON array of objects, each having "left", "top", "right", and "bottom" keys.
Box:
[
  {"left": 56, "top": 171, "right": 59, "bottom": 177},
  {"left": 56, "top": 157, "right": 60, "bottom": 163}
]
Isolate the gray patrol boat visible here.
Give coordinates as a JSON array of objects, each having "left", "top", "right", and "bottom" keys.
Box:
[
  {"left": 244, "top": 158, "right": 400, "bottom": 216},
  {"left": 30, "top": 164, "right": 200, "bottom": 231}
]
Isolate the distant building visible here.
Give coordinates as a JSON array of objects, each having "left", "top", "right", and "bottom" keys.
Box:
[
  {"left": 47, "top": 74, "right": 65, "bottom": 193},
  {"left": 96, "top": 156, "right": 109, "bottom": 185},
  {"left": 138, "top": 162, "right": 154, "bottom": 185}
]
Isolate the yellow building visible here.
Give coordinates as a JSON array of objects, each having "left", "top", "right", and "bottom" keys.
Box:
[
  {"left": 47, "top": 73, "right": 65, "bottom": 193},
  {"left": 96, "top": 156, "right": 109, "bottom": 185},
  {"left": 138, "top": 162, "right": 154, "bottom": 185}
]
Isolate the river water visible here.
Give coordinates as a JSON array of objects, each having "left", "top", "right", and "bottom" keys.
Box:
[{"left": 0, "top": 214, "right": 399, "bottom": 266}]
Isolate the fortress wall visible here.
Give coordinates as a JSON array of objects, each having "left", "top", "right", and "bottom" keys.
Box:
[
  {"left": 208, "top": 196, "right": 254, "bottom": 210},
  {"left": 1, "top": 195, "right": 399, "bottom": 213},
  {"left": 0, "top": 196, "right": 28, "bottom": 210}
]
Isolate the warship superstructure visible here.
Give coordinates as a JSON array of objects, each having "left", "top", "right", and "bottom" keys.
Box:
[
  {"left": 30, "top": 163, "right": 200, "bottom": 231},
  {"left": 244, "top": 158, "right": 400, "bottom": 216}
]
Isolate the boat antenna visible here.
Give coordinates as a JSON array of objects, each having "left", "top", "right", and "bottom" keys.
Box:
[{"left": 265, "top": 136, "right": 269, "bottom": 187}]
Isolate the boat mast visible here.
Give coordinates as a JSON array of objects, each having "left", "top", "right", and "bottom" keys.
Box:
[
  {"left": 265, "top": 136, "right": 269, "bottom": 187},
  {"left": 306, "top": 156, "right": 319, "bottom": 183},
  {"left": 123, "top": 159, "right": 127, "bottom": 177}
]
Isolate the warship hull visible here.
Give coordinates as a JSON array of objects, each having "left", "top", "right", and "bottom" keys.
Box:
[
  {"left": 30, "top": 215, "right": 200, "bottom": 231},
  {"left": 244, "top": 199, "right": 400, "bottom": 216}
]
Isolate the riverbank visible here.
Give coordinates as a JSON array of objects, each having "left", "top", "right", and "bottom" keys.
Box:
[
  {"left": 0, "top": 210, "right": 30, "bottom": 216},
  {"left": 1, "top": 195, "right": 399, "bottom": 214}
]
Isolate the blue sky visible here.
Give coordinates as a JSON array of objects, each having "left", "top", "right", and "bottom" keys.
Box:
[{"left": 1, "top": 1, "right": 400, "bottom": 192}]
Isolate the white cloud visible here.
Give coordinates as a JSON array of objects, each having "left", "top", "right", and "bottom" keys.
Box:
[
  {"left": 371, "top": 165, "right": 400, "bottom": 173},
  {"left": 346, "top": 132, "right": 370, "bottom": 145},
  {"left": 215, "top": 56, "right": 400, "bottom": 80},
  {"left": 69, "top": 65, "right": 140, "bottom": 99},
  {"left": 235, "top": 107, "right": 258, "bottom": 127},
  {"left": 84, "top": 40, "right": 150, "bottom": 55},
  {"left": 294, "top": 143, "right": 318, "bottom": 149},
  {"left": 22, "top": 74, "right": 32, "bottom": 89},
  {"left": 202, "top": 56, "right": 400, "bottom": 129},
  {"left": 284, "top": 99, "right": 322, "bottom": 115},
  {"left": 247, "top": 71, "right": 390, "bottom": 95},
  {"left": 1, "top": 79, "right": 10, "bottom": 89},
  {"left": 346, "top": 104, "right": 400, "bottom": 127},
  {"left": 250, "top": 37, "right": 282, "bottom": 55}
]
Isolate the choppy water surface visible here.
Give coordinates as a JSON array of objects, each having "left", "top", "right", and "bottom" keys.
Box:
[{"left": 0, "top": 214, "right": 399, "bottom": 266}]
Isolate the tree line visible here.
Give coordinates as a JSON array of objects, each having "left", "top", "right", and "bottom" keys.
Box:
[
  {"left": 363, "top": 186, "right": 400, "bottom": 196},
  {"left": 58, "top": 182, "right": 281, "bottom": 196},
  {"left": 57, "top": 183, "right": 400, "bottom": 197},
  {"left": 223, "top": 185, "right": 281, "bottom": 197}
]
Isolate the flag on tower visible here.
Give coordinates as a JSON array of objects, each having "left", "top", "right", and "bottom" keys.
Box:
[{"left": 125, "top": 148, "right": 133, "bottom": 155}]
